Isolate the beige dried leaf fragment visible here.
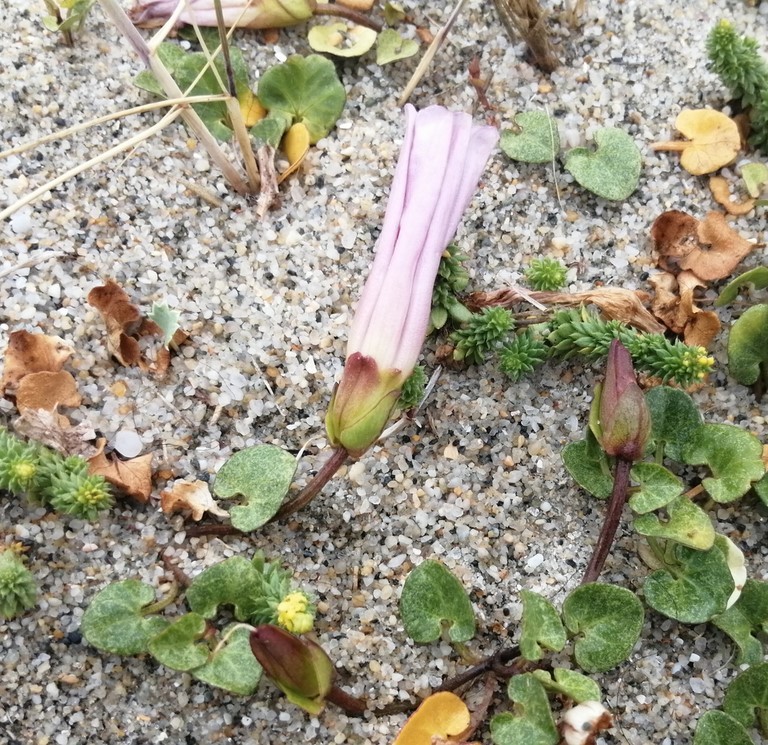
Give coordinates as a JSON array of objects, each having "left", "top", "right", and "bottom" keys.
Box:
[
  {"left": 1, "top": 330, "right": 74, "bottom": 392},
  {"left": 15, "top": 371, "right": 81, "bottom": 413},
  {"left": 88, "top": 444, "right": 153, "bottom": 503},
  {"left": 13, "top": 408, "right": 102, "bottom": 459},
  {"left": 87, "top": 280, "right": 144, "bottom": 366},
  {"left": 709, "top": 175, "right": 755, "bottom": 215},
  {"left": 160, "top": 479, "right": 229, "bottom": 521}
]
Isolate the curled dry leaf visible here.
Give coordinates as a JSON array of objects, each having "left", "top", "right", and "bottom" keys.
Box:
[
  {"left": 160, "top": 479, "right": 229, "bottom": 521},
  {"left": 87, "top": 280, "right": 144, "bottom": 366},
  {"left": 1, "top": 330, "right": 74, "bottom": 392},
  {"left": 88, "top": 444, "right": 153, "bottom": 503},
  {"left": 13, "top": 408, "right": 102, "bottom": 459},
  {"left": 15, "top": 371, "right": 81, "bottom": 413},
  {"left": 709, "top": 175, "right": 755, "bottom": 216},
  {"left": 651, "top": 210, "right": 757, "bottom": 282},
  {"left": 649, "top": 271, "right": 721, "bottom": 348},
  {"left": 651, "top": 109, "right": 741, "bottom": 175}
]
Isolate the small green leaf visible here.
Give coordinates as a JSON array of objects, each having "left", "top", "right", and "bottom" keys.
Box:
[
  {"left": 742, "top": 162, "right": 768, "bottom": 198},
  {"left": 712, "top": 579, "right": 768, "bottom": 666},
  {"left": 643, "top": 542, "right": 734, "bottom": 623},
  {"left": 308, "top": 22, "right": 377, "bottom": 58},
  {"left": 147, "top": 302, "right": 181, "bottom": 349},
  {"left": 430, "top": 305, "right": 449, "bottom": 330},
  {"left": 755, "top": 472, "right": 768, "bottom": 507},
  {"left": 727, "top": 304, "right": 768, "bottom": 386},
  {"left": 723, "top": 662, "right": 768, "bottom": 735},
  {"left": 186, "top": 556, "right": 262, "bottom": 621},
  {"left": 490, "top": 674, "right": 558, "bottom": 745},
  {"left": 400, "top": 560, "right": 475, "bottom": 643},
  {"left": 147, "top": 613, "right": 209, "bottom": 671},
  {"left": 561, "top": 431, "right": 613, "bottom": 500},
  {"left": 519, "top": 590, "right": 566, "bottom": 661},
  {"left": 694, "top": 710, "right": 754, "bottom": 745},
  {"left": 633, "top": 496, "right": 715, "bottom": 550},
  {"left": 212, "top": 445, "right": 297, "bottom": 531},
  {"left": 682, "top": 423, "right": 765, "bottom": 503},
  {"left": 715, "top": 267, "right": 768, "bottom": 307},
  {"left": 257, "top": 54, "right": 346, "bottom": 143},
  {"left": 192, "top": 625, "right": 263, "bottom": 695},
  {"left": 81, "top": 580, "right": 170, "bottom": 655},
  {"left": 531, "top": 668, "right": 601, "bottom": 704},
  {"left": 645, "top": 386, "right": 703, "bottom": 462},
  {"left": 376, "top": 28, "right": 419, "bottom": 64},
  {"left": 564, "top": 128, "right": 642, "bottom": 200},
  {"left": 562, "top": 584, "right": 644, "bottom": 673},
  {"left": 383, "top": 1, "right": 406, "bottom": 25},
  {"left": 628, "top": 462, "right": 684, "bottom": 514},
  {"left": 500, "top": 111, "right": 560, "bottom": 164}
]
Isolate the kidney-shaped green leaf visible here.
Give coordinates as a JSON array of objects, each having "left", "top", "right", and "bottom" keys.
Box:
[
  {"left": 694, "top": 710, "right": 754, "bottom": 745},
  {"left": 400, "top": 560, "right": 475, "bottom": 643},
  {"left": 712, "top": 579, "right": 768, "bottom": 666},
  {"left": 715, "top": 267, "right": 768, "bottom": 307},
  {"left": 490, "top": 674, "right": 558, "bottom": 745},
  {"left": 628, "top": 462, "right": 684, "bottom": 514},
  {"left": 645, "top": 386, "right": 702, "bottom": 462},
  {"left": 727, "top": 304, "right": 768, "bottom": 386},
  {"left": 519, "top": 590, "right": 566, "bottom": 661},
  {"left": 531, "top": 668, "right": 601, "bottom": 704},
  {"left": 564, "top": 128, "right": 641, "bottom": 200},
  {"left": 562, "top": 584, "right": 644, "bottom": 673},
  {"left": 500, "top": 111, "right": 560, "bottom": 164},
  {"left": 682, "top": 423, "right": 765, "bottom": 503},
  {"left": 81, "top": 580, "right": 169, "bottom": 655},
  {"left": 147, "top": 612, "right": 209, "bottom": 671},
  {"left": 376, "top": 28, "right": 419, "bottom": 65},
  {"left": 562, "top": 433, "right": 613, "bottom": 500},
  {"left": 212, "top": 445, "right": 297, "bottom": 531},
  {"left": 192, "top": 624, "right": 263, "bottom": 695},
  {"left": 186, "top": 556, "right": 262, "bottom": 621},
  {"left": 723, "top": 662, "right": 768, "bottom": 735},
  {"left": 633, "top": 496, "right": 715, "bottom": 550},
  {"left": 308, "top": 22, "right": 377, "bottom": 58}
]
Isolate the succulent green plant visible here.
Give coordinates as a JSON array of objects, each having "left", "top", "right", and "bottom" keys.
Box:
[
  {"left": 0, "top": 550, "right": 37, "bottom": 620},
  {"left": 524, "top": 258, "right": 568, "bottom": 292},
  {"left": 397, "top": 365, "right": 428, "bottom": 411},
  {"left": 498, "top": 330, "right": 548, "bottom": 382},
  {"left": 451, "top": 307, "right": 514, "bottom": 365}
]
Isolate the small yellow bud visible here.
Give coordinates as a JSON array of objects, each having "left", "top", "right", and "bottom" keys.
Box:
[{"left": 277, "top": 592, "right": 314, "bottom": 634}]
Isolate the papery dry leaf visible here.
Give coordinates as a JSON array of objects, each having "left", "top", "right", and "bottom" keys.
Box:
[
  {"left": 87, "top": 280, "right": 144, "bottom": 366},
  {"left": 392, "top": 691, "right": 470, "bottom": 745},
  {"left": 13, "top": 408, "right": 102, "bottom": 459},
  {"left": 652, "top": 210, "right": 757, "bottom": 281},
  {"left": 278, "top": 122, "right": 310, "bottom": 183},
  {"left": 15, "top": 370, "right": 82, "bottom": 412},
  {"left": 1, "top": 330, "right": 74, "bottom": 392},
  {"left": 88, "top": 445, "right": 153, "bottom": 503},
  {"left": 651, "top": 109, "right": 741, "bottom": 175},
  {"left": 649, "top": 272, "right": 685, "bottom": 333},
  {"left": 160, "top": 479, "right": 229, "bottom": 521},
  {"left": 709, "top": 175, "right": 755, "bottom": 215}
]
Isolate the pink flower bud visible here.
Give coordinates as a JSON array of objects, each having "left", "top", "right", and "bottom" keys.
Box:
[{"left": 130, "top": 0, "right": 315, "bottom": 29}]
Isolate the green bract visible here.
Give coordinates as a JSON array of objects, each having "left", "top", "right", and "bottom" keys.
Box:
[
  {"left": 500, "top": 111, "right": 560, "bottom": 164},
  {"left": 400, "top": 560, "right": 476, "bottom": 643},
  {"left": 212, "top": 445, "right": 297, "bottom": 531},
  {"left": 519, "top": 590, "right": 566, "bottom": 661},
  {"left": 563, "top": 128, "right": 642, "bottom": 200},
  {"left": 490, "top": 674, "right": 558, "bottom": 745},
  {"left": 562, "top": 584, "right": 644, "bottom": 673}
]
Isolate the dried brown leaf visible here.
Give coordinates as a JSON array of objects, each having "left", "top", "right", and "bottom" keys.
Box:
[
  {"left": 87, "top": 280, "right": 144, "bottom": 366},
  {"left": 1, "top": 330, "right": 74, "bottom": 392},
  {"left": 709, "top": 175, "right": 755, "bottom": 216},
  {"left": 88, "top": 446, "right": 153, "bottom": 503},
  {"left": 160, "top": 479, "right": 229, "bottom": 521},
  {"left": 15, "top": 370, "right": 82, "bottom": 412},
  {"left": 13, "top": 408, "right": 102, "bottom": 459}
]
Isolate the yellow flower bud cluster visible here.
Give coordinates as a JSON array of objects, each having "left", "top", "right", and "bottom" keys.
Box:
[{"left": 276, "top": 592, "right": 315, "bottom": 634}]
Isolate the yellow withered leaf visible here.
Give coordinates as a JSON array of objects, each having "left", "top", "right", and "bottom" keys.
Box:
[
  {"left": 238, "top": 89, "right": 267, "bottom": 128},
  {"left": 278, "top": 122, "right": 311, "bottom": 183},
  {"left": 392, "top": 691, "right": 471, "bottom": 745},
  {"left": 651, "top": 109, "right": 740, "bottom": 175}
]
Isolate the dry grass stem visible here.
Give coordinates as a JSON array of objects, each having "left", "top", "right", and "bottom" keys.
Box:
[{"left": 493, "top": 0, "right": 559, "bottom": 72}]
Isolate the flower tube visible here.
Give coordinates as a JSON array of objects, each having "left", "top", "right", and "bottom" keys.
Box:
[
  {"left": 129, "top": 0, "right": 315, "bottom": 28},
  {"left": 325, "top": 104, "right": 498, "bottom": 457}
]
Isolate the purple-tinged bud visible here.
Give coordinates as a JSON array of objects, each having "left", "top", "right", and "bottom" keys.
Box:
[
  {"left": 597, "top": 340, "right": 651, "bottom": 461},
  {"left": 249, "top": 624, "right": 334, "bottom": 715}
]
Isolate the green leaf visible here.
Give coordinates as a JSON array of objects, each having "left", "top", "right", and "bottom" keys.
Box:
[
  {"left": 715, "top": 267, "right": 768, "bottom": 307},
  {"left": 500, "top": 111, "right": 560, "bottom": 164},
  {"left": 212, "top": 445, "right": 297, "bottom": 531},
  {"left": 723, "top": 662, "right": 768, "bottom": 735},
  {"left": 490, "top": 674, "right": 558, "bottom": 745},
  {"left": 712, "top": 579, "right": 768, "bottom": 666},
  {"left": 192, "top": 625, "right": 263, "bottom": 695},
  {"left": 519, "top": 590, "right": 566, "bottom": 661},
  {"left": 400, "top": 560, "right": 476, "bottom": 643},
  {"left": 376, "top": 28, "right": 419, "bottom": 64},
  {"left": 643, "top": 542, "right": 734, "bottom": 623},
  {"left": 147, "top": 302, "right": 181, "bottom": 349},
  {"left": 742, "top": 162, "right": 768, "bottom": 198},
  {"left": 562, "top": 584, "right": 644, "bottom": 673},
  {"left": 308, "top": 22, "right": 377, "bottom": 57},
  {"left": 564, "top": 128, "right": 642, "bottom": 200},
  {"left": 755, "top": 472, "right": 768, "bottom": 507},
  {"left": 147, "top": 613, "right": 209, "bottom": 671},
  {"left": 645, "top": 386, "right": 703, "bottom": 462},
  {"left": 430, "top": 305, "right": 449, "bottom": 330},
  {"left": 561, "top": 431, "right": 613, "bottom": 500},
  {"left": 186, "top": 556, "right": 263, "bottom": 621},
  {"left": 682, "top": 423, "right": 765, "bottom": 503},
  {"left": 383, "top": 1, "right": 406, "bottom": 25},
  {"left": 694, "top": 710, "right": 754, "bottom": 745},
  {"left": 628, "top": 462, "right": 684, "bottom": 514},
  {"left": 727, "top": 304, "right": 768, "bottom": 386},
  {"left": 633, "top": 496, "right": 715, "bottom": 550},
  {"left": 250, "top": 111, "right": 292, "bottom": 148},
  {"left": 531, "top": 668, "right": 601, "bottom": 704},
  {"left": 81, "top": 580, "right": 170, "bottom": 655},
  {"left": 257, "top": 54, "right": 346, "bottom": 143}
]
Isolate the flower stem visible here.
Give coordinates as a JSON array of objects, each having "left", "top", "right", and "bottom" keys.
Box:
[
  {"left": 326, "top": 684, "right": 368, "bottom": 716},
  {"left": 581, "top": 457, "right": 633, "bottom": 584},
  {"left": 313, "top": 3, "right": 382, "bottom": 31},
  {"left": 273, "top": 448, "right": 350, "bottom": 521}
]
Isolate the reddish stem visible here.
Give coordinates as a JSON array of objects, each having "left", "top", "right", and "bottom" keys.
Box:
[
  {"left": 326, "top": 684, "right": 368, "bottom": 716},
  {"left": 314, "top": 3, "right": 383, "bottom": 31}
]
